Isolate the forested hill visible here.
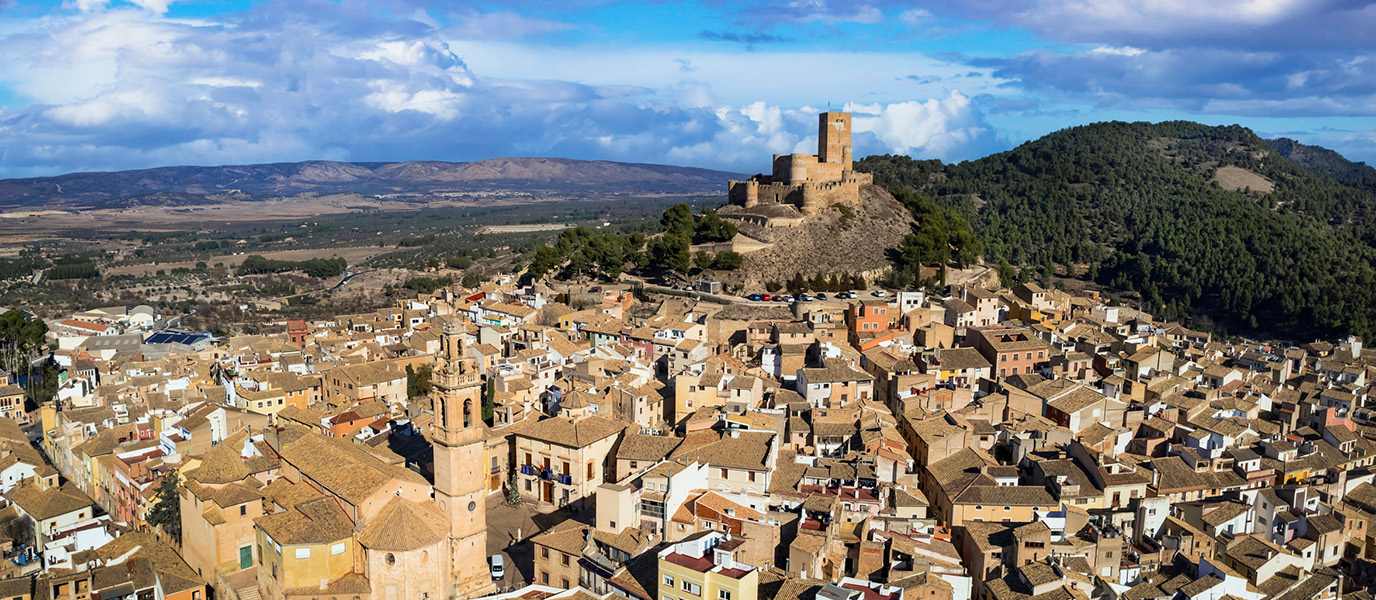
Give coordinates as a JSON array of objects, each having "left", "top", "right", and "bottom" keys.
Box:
[{"left": 856, "top": 121, "right": 1376, "bottom": 339}]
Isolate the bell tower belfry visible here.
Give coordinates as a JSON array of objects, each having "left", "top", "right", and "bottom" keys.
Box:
[{"left": 431, "top": 321, "right": 494, "bottom": 598}]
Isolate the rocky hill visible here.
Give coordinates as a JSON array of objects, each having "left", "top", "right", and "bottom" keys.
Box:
[
  {"left": 702, "top": 185, "right": 916, "bottom": 288},
  {"left": 0, "top": 158, "right": 742, "bottom": 209}
]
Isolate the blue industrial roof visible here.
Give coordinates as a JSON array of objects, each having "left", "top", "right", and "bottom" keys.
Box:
[{"left": 145, "top": 331, "right": 211, "bottom": 346}]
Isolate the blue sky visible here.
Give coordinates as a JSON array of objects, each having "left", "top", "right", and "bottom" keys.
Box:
[{"left": 0, "top": 0, "right": 1373, "bottom": 178}]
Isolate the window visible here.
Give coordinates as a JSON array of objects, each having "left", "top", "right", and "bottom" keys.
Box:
[
  {"left": 1004, "top": 506, "right": 1011, "bottom": 512},
  {"left": 331, "top": 543, "right": 345, "bottom": 555},
  {"left": 240, "top": 505, "right": 248, "bottom": 516},
  {"left": 542, "top": 572, "right": 549, "bottom": 585},
  {"left": 681, "top": 581, "right": 702, "bottom": 595},
  {"left": 719, "top": 591, "right": 732, "bottom": 600},
  {"left": 294, "top": 548, "right": 311, "bottom": 559},
  {"left": 720, "top": 469, "right": 728, "bottom": 478},
  {"left": 562, "top": 553, "right": 570, "bottom": 566},
  {"left": 589, "top": 462, "right": 595, "bottom": 480},
  {"left": 562, "top": 578, "right": 570, "bottom": 589},
  {"left": 663, "top": 576, "right": 675, "bottom": 588},
  {"left": 542, "top": 547, "right": 550, "bottom": 559}
]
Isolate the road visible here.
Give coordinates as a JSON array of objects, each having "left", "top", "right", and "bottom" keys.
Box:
[{"left": 484, "top": 492, "right": 593, "bottom": 593}]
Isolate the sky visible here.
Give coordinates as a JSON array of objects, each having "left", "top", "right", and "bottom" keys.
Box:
[{"left": 0, "top": 0, "right": 1373, "bottom": 178}]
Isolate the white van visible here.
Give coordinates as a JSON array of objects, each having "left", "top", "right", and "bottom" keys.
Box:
[{"left": 490, "top": 554, "right": 505, "bottom": 580}]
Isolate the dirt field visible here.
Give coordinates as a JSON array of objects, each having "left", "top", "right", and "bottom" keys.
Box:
[
  {"left": 103, "top": 246, "right": 389, "bottom": 276},
  {"left": 477, "top": 223, "right": 575, "bottom": 234},
  {"left": 0, "top": 192, "right": 588, "bottom": 235},
  {"left": 1212, "top": 166, "right": 1274, "bottom": 193}
]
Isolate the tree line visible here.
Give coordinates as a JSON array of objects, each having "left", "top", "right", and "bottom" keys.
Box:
[
  {"left": 523, "top": 204, "right": 742, "bottom": 282},
  {"left": 236, "top": 255, "right": 348, "bottom": 278}
]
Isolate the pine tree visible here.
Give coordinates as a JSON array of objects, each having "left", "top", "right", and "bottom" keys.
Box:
[
  {"left": 482, "top": 376, "right": 495, "bottom": 424},
  {"left": 147, "top": 471, "right": 182, "bottom": 544}
]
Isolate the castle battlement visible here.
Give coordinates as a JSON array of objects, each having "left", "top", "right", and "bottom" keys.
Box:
[{"left": 726, "top": 111, "right": 870, "bottom": 218}]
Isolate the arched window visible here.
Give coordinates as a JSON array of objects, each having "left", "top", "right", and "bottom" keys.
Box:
[{"left": 463, "top": 399, "right": 472, "bottom": 427}]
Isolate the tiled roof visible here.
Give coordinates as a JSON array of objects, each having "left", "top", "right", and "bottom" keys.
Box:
[
  {"left": 357, "top": 496, "right": 449, "bottom": 551},
  {"left": 255, "top": 495, "right": 354, "bottom": 545},
  {"left": 514, "top": 415, "right": 625, "bottom": 449}
]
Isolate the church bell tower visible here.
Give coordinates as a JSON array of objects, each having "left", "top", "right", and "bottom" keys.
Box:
[{"left": 431, "top": 321, "right": 495, "bottom": 598}]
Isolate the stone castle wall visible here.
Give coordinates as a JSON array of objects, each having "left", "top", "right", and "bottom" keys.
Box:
[{"left": 727, "top": 170, "right": 872, "bottom": 217}]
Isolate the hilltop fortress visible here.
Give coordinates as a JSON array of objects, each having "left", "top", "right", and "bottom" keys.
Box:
[{"left": 725, "top": 111, "right": 873, "bottom": 224}]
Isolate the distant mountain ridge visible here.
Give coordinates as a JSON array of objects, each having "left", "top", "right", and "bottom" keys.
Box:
[
  {"left": 1267, "top": 137, "right": 1376, "bottom": 195},
  {"left": 0, "top": 157, "right": 743, "bottom": 208}
]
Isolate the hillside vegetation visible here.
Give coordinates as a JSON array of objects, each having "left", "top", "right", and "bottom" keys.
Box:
[{"left": 857, "top": 121, "right": 1376, "bottom": 338}]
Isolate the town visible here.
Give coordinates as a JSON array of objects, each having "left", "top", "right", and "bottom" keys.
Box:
[
  {"left": 0, "top": 254, "right": 1372, "bottom": 600},
  {"left": 0, "top": 112, "right": 1371, "bottom": 600}
]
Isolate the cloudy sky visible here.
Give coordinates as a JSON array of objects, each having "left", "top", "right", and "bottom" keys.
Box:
[{"left": 0, "top": 0, "right": 1373, "bottom": 178}]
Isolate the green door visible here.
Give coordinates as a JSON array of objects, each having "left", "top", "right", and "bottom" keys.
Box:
[{"left": 239, "top": 545, "right": 252, "bottom": 570}]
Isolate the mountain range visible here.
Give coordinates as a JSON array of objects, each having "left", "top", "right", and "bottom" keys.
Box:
[{"left": 0, "top": 157, "right": 742, "bottom": 209}]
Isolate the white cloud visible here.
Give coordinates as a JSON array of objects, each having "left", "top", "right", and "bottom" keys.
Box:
[
  {"left": 933, "top": 0, "right": 1374, "bottom": 51},
  {"left": 845, "top": 91, "right": 998, "bottom": 158},
  {"left": 189, "top": 77, "right": 263, "bottom": 88},
  {"left": 0, "top": 4, "right": 1008, "bottom": 177},
  {"left": 447, "top": 41, "right": 1007, "bottom": 107},
  {"left": 1088, "top": 46, "right": 1146, "bottom": 57},
  {"left": 898, "top": 8, "right": 935, "bottom": 26}
]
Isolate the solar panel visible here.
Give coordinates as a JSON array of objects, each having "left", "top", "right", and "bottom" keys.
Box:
[{"left": 146, "top": 331, "right": 211, "bottom": 345}]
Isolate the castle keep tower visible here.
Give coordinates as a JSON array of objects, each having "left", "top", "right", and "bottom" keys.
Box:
[
  {"left": 819, "top": 111, "right": 853, "bottom": 171},
  {"left": 431, "top": 321, "right": 495, "bottom": 598},
  {"left": 726, "top": 111, "right": 873, "bottom": 220}
]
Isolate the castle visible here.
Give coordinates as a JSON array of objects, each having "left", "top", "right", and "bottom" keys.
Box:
[{"left": 727, "top": 111, "right": 873, "bottom": 219}]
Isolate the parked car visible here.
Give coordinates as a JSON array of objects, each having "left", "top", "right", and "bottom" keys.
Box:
[
  {"left": 872, "top": 290, "right": 887, "bottom": 297},
  {"left": 801, "top": 294, "right": 815, "bottom": 301},
  {"left": 747, "top": 294, "right": 763, "bottom": 301},
  {"left": 490, "top": 555, "right": 505, "bottom": 580},
  {"left": 761, "top": 294, "right": 772, "bottom": 301},
  {"left": 816, "top": 293, "right": 828, "bottom": 300}
]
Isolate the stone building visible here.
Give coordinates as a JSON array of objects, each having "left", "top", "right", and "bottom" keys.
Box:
[
  {"left": 430, "top": 321, "right": 498, "bottom": 599},
  {"left": 726, "top": 112, "right": 873, "bottom": 220}
]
